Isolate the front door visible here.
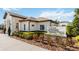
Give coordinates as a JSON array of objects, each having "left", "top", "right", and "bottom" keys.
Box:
[{"left": 40, "top": 25, "right": 45, "bottom": 31}]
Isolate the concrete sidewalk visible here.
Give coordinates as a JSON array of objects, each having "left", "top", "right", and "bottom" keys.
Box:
[{"left": 0, "top": 33, "right": 48, "bottom": 51}]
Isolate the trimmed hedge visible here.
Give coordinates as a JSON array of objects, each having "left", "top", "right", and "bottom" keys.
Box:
[{"left": 12, "top": 31, "right": 45, "bottom": 40}]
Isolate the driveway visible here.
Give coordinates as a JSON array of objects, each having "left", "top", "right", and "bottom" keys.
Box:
[{"left": 0, "top": 33, "right": 48, "bottom": 51}]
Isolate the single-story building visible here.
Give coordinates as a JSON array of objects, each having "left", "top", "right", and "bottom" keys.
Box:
[{"left": 3, "top": 12, "right": 58, "bottom": 35}]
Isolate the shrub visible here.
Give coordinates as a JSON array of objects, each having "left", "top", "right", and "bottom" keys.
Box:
[
  {"left": 66, "top": 23, "right": 73, "bottom": 36},
  {"left": 22, "top": 32, "right": 34, "bottom": 40},
  {"left": 75, "top": 35, "right": 79, "bottom": 41},
  {"left": 13, "top": 31, "right": 45, "bottom": 40},
  {"left": 18, "top": 32, "right": 23, "bottom": 37},
  {"left": 75, "top": 36, "right": 79, "bottom": 46},
  {"left": 34, "top": 31, "right": 44, "bottom": 36},
  {"left": 12, "top": 32, "right": 19, "bottom": 36}
]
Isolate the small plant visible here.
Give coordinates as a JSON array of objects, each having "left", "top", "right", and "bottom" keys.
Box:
[
  {"left": 75, "top": 35, "right": 79, "bottom": 41},
  {"left": 22, "top": 32, "right": 33, "bottom": 40},
  {"left": 12, "top": 32, "right": 19, "bottom": 36},
  {"left": 74, "top": 35, "right": 79, "bottom": 46}
]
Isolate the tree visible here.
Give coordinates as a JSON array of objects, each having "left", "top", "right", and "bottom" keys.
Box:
[
  {"left": 72, "top": 16, "right": 79, "bottom": 27},
  {"left": 73, "top": 9, "right": 79, "bottom": 36},
  {"left": 66, "top": 8, "right": 79, "bottom": 37},
  {"left": 75, "top": 9, "right": 79, "bottom": 15}
]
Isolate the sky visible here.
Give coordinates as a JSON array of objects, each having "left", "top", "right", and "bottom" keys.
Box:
[{"left": 0, "top": 8, "right": 75, "bottom": 24}]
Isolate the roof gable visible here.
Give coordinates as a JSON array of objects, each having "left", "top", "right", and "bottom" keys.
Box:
[
  {"left": 3, "top": 12, "right": 27, "bottom": 19},
  {"left": 3, "top": 12, "right": 7, "bottom": 19}
]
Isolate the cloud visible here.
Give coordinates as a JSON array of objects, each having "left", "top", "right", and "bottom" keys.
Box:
[
  {"left": 2, "top": 8, "right": 20, "bottom": 12},
  {"left": 39, "top": 10, "right": 75, "bottom": 22}
]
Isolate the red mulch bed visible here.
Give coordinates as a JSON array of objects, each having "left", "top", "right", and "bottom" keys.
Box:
[{"left": 11, "top": 36, "right": 79, "bottom": 51}]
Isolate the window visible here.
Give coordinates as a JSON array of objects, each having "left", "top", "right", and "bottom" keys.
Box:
[
  {"left": 24, "top": 24, "right": 26, "bottom": 31},
  {"left": 32, "top": 24, "right": 34, "bottom": 27},
  {"left": 40, "top": 25, "right": 45, "bottom": 30}
]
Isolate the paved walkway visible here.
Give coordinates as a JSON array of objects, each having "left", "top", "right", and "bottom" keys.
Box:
[{"left": 0, "top": 33, "right": 48, "bottom": 51}]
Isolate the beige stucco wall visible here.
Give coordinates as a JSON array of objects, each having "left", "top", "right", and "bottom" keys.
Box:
[
  {"left": 19, "top": 21, "right": 51, "bottom": 31},
  {"left": 12, "top": 17, "right": 25, "bottom": 32},
  {"left": 29, "top": 22, "right": 38, "bottom": 31},
  {"left": 30, "top": 21, "right": 51, "bottom": 31},
  {"left": 19, "top": 21, "right": 29, "bottom": 31},
  {"left": 5, "top": 13, "right": 25, "bottom": 35},
  {"left": 19, "top": 21, "right": 38, "bottom": 31},
  {"left": 37, "top": 21, "right": 50, "bottom": 31},
  {"left": 4, "top": 13, "right": 12, "bottom": 34}
]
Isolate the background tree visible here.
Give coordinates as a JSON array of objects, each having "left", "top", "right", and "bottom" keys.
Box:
[
  {"left": 66, "top": 8, "right": 79, "bottom": 36},
  {"left": 72, "top": 16, "right": 79, "bottom": 27},
  {"left": 72, "top": 9, "right": 79, "bottom": 36},
  {"left": 75, "top": 9, "right": 79, "bottom": 15}
]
